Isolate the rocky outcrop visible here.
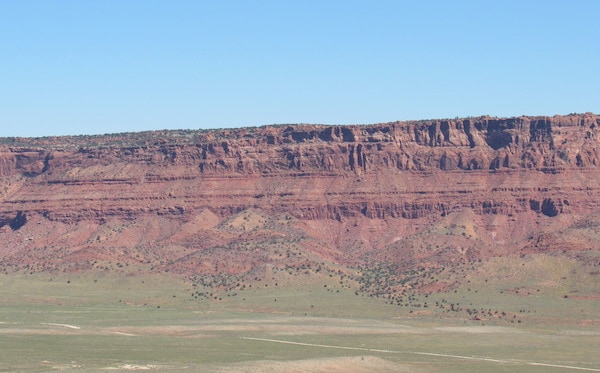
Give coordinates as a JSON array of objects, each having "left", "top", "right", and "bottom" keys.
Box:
[
  {"left": 3, "top": 113, "right": 600, "bottom": 287},
  {"left": 1, "top": 113, "right": 599, "bottom": 227}
]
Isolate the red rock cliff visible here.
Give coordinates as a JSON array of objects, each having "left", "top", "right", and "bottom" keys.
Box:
[{"left": 1, "top": 113, "right": 599, "bottom": 226}]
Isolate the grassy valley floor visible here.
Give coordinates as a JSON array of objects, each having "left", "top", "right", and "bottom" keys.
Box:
[{"left": 1, "top": 272, "right": 599, "bottom": 372}]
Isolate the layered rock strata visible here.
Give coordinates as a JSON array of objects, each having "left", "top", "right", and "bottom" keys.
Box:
[{"left": 1, "top": 114, "right": 599, "bottom": 228}]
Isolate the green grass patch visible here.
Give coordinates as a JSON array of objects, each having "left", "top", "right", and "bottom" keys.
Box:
[{"left": 1, "top": 270, "right": 599, "bottom": 372}]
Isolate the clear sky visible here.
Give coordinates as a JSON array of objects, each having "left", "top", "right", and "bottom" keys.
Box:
[{"left": 1, "top": 0, "right": 598, "bottom": 137}]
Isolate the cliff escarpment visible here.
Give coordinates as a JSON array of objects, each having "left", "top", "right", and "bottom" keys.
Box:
[
  {"left": 2, "top": 113, "right": 600, "bottom": 288},
  {"left": 1, "top": 113, "right": 599, "bottom": 227}
]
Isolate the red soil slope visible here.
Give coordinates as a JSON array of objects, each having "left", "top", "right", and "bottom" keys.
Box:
[{"left": 1, "top": 114, "right": 599, "bottom": 289}]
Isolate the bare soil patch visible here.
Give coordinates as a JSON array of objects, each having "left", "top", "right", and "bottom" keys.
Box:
[{"left": 209, "top": 356, "right": 416, "bottom": 373}]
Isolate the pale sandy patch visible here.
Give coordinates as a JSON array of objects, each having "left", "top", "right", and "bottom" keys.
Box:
[
  {"left": 107, "top": 325, "right": 243, "bottom": 336},
  {"left": 103, "top": 364, "right": 161, "bottom": 370},
  {"left": 41, "top": 322, "right": 81, "bottom": 329},
  {"left": 0, "top": 328, "right": 81, "bottom": 335},
  {"left": 106, "top": 326, "right": 214, "bottom": 339},
  {"left": 558, "top": 330, "right": 600, "bottom": 336},
  {"left": 111, "top": 331, "right": 137, "bottom": 336},
  {"left": 434, "top": 326, "right": 524, "bottom": 334},
  {"left": 208, "top": 356, "right": 418, "bottom": 373},
  {"left": 105, "top": 318, "right": 423, "bottom": 337}
]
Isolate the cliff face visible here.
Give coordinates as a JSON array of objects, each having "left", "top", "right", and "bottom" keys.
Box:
[
  {"left": 1, "top": 113, "right": 600, "bottom": 278},
  {"left": 1, "top": 113, "right": 599, "bottom": 226}
]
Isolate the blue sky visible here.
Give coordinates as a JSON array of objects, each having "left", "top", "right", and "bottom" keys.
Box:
[{"left": 1, "top": 0, "right": 598, "bottom": 137}]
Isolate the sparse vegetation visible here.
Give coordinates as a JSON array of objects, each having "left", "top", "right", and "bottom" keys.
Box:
[{"left": 2, "top": 116, "right": 600, "bottom": 370}]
